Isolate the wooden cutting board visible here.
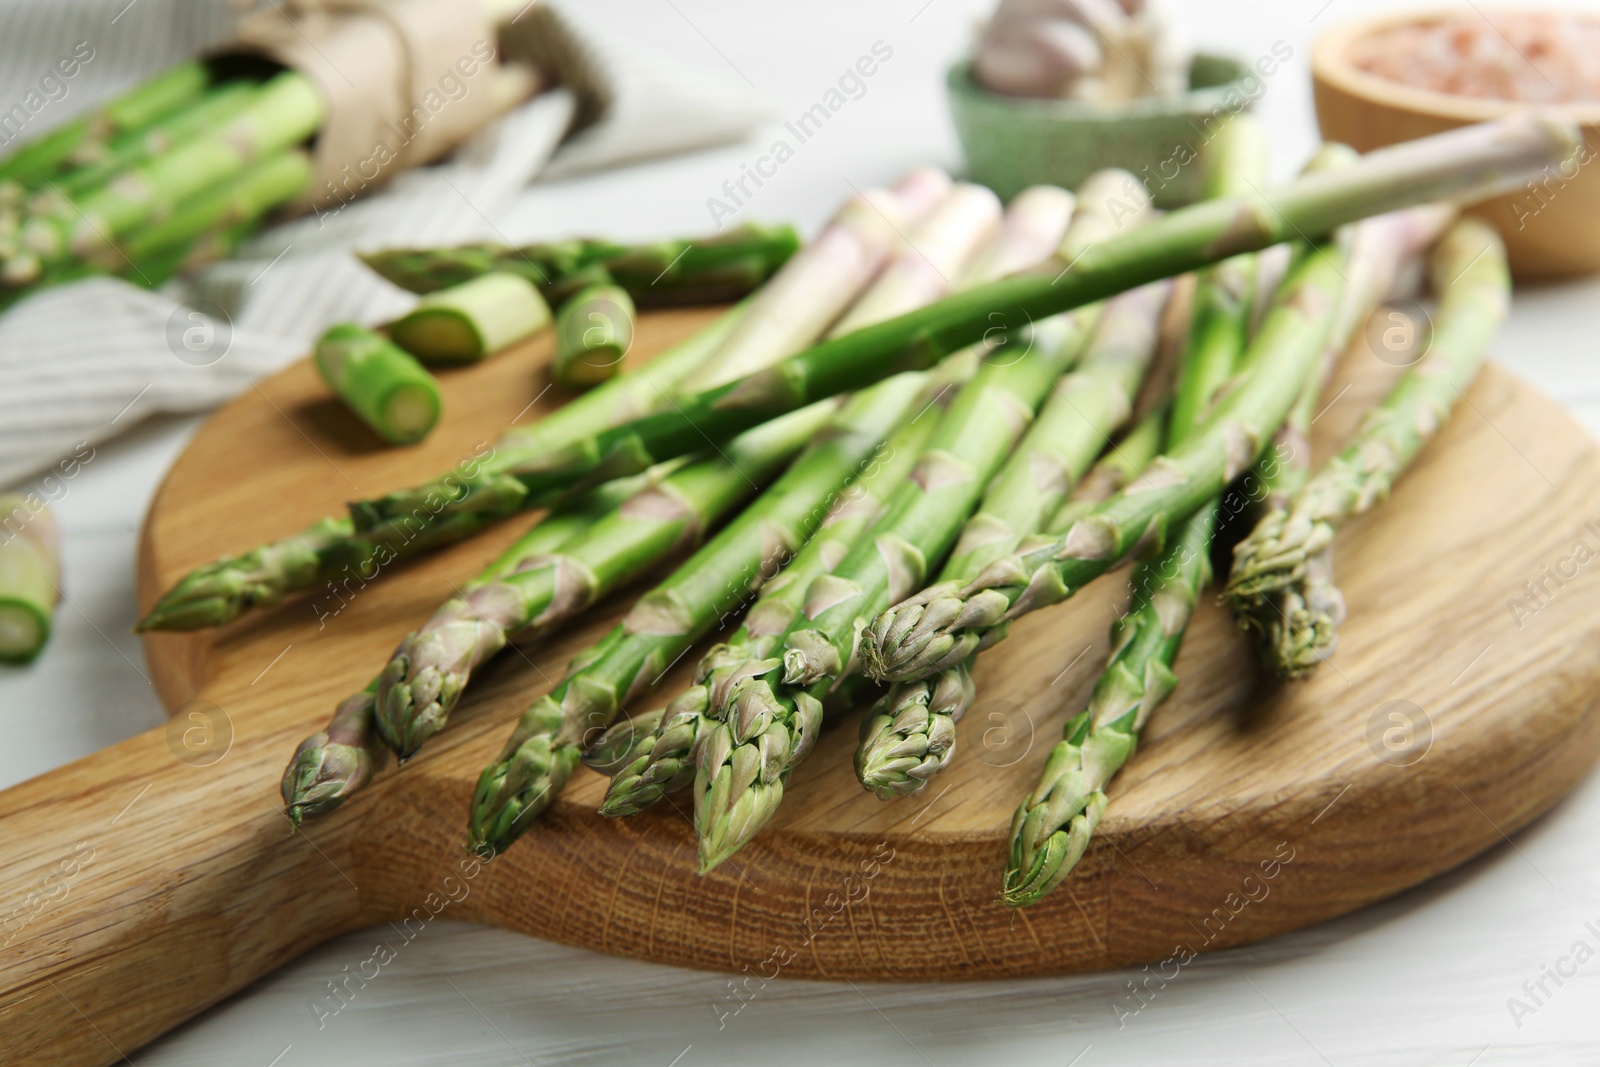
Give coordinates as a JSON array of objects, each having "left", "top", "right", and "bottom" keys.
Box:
[{"left": 4, "top": 306, "right": 1600, "bottom": 1066}]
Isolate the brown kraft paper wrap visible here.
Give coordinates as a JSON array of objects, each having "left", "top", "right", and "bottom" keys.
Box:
[{"left": 231, "top": 0, "right": 538, "bottom": 209}]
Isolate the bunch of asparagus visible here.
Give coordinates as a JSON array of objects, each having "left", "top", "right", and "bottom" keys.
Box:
[
  {"left": 0, "top": 61, "right": 323, "bottom": 306},
  {"left": 129, "top": 116, "right": 1565, "bottom": 896}
]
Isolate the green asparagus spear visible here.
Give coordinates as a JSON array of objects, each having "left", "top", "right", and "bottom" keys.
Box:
[
  {"left": 75, "top": 74, "right": 318, "bottom": 241},
  {"left": 2, "top": 73, "right": 321, "bottom": 289},
  {"left": 348, "top": 117, "right": 1575, "bottom": 544},
  {"left": 135, "top": 303, "right": 748, "bottom": 632},
  {"left": 55, "top": 81, "right": 259, "bottom": 199},
  {"left": 1045, "top": 405, "right": 1167, "bottom": 535},
  {"left": 389, "top": 272, "right": 551, "bottom": 365},
  {"left": 694, "top": 313, "right": 1088, "bottom": 872},
  {"left": 960, "top": 184, "right": 1077, "bottom": 286},
  {"left": 314, "top": 325, "right": 443, "bottom": 446},
  {"left": 466, "top": 374, "right": 932, "bottom": 854},
  {"left": 1003, "top": 506, "right": 1214, "bottom": 905},
  {"left": 847, "top": 168, "right": 1162, "bottom": 795},
  {"left": 375, "top": 395, "right": 843, "bottom": 759},
  {"left": 1225, "top": 218, "right": 1507, "bottom": 677},
  {"left": 281, "top": 692, "right": 385, "bottom": 825},
  {"left": 279, "top": 474, "right": 651, "bottom": 819},
  {"left": 0, "top": 61, "right": 209, "bottom": 187},
  {"left": 348, "top": 176, "right": 1044, "bottom": 556},
  {"left": 1167, "top": 115, "right": 1270, "bottom": 439},
  {"left": 998, "top": 131, "right": 1283, "bottom": 900},
  {"left": 824, "top": 183, "right": 1000, "bottom": 336},
  {"left": 993, "top": 404, "right": 1175, "bottom": 900},
  {"left": 115, "top": 149, "right": 311, "bottom": 271},
  {"left": 552, "top": 283, "right": 634, "bottom": 388},
  {"left": 0, "top": 498, "right": 60, "bottom": 664},
  {"left": 861, "top": 239, "right": 1351, "bottom": 685},
  {"left": 359, "top": 222, "right": 801, "bottom": 308},
  {"left": 675, "top": 189, "right": 913, "bottom": 393},
  {"left": 855, "top": 280, "right": 1171, "bottom": 797}
]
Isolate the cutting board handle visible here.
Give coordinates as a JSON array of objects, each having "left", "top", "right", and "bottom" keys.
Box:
[{"left": 0, "top": 717, "right": 365, "bottom": 1066}]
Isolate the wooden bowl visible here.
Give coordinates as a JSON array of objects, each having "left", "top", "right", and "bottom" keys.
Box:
[
  {"left": 947, "top": 54, "right": 1261, "bottom": 208},
  {"left": 1312, "top": 9, "right": 1600, "bottom": 278}
]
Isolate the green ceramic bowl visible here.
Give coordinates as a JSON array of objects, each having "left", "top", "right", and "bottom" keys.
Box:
[{"left": 948, "top": 54, "right": 1259, "bottom": 207}]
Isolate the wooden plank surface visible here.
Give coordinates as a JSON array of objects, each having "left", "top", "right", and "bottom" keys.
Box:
[{"left": 3, "top": 306, "right": 1599, "bottom": 1065}]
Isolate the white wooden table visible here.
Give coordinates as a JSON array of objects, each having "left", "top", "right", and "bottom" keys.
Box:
[{"left": 5, "top": 0, "right": 1600, "bottom": 1063}]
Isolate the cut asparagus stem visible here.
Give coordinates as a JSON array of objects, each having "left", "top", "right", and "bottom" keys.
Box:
[
  {"left": 114, "top": 149, "right": 312, "bottom": 270},
  {"left": 360, "top": 222, "right": 801, "bottom": 308},
  {"left": 1226, "top": 218, "right": 1507, "bottom": 677},
  {"left": 1004, "top": 505, "right": 1213, "bottom": 906},
  {"left": 509, "top": 300, "right": 749, "bottom": 447},
  {"left": 551, "top": 283, "right": 635, "bottom": 388},
  {"left": 0, "top": 498, "right": 60, "bottom": 665},
  {"left": 862, "top": 236, "right": 1352, "bottom": 685},
  {"left": 314, "top": 325, "right": 442, "bottom": 446},
  {"left": 376, "top": 396, "right": 841, "bottom": 759},
  {"left": 281, "top": 692, "right": 385, "bottom": 825},
  {"left": 694, "top": 313, "right": 1087, "bottom": 872},
  {"left": 465, "top": 374, "right": 932, "bottom": 853},
  {"left": 350, "top": 116, "right": 1575, "bottom": 542},
  {"left": 136, "top": 303, "right": 747, "bottom": 632},
  {"left": 388, "top": 272, "right": 551, "bottom": 365},
  {"left": 855, "top": 280, "right": 1171, "bottom": 797},
  {"left": 0, "top": 61, "right": 209, "bottom": 187},
  {"left": 279, "top": 473, "right": 651, "bottom": 819},
  {"left": 591, "top": 365, "right": 958, "bottom": 815},
  {"left": 825, "top": 183, "right": 1001, "bottom": 336}
]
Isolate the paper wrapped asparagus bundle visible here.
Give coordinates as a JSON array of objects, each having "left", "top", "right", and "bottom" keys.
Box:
[{"left": 2, "top": 70, "right": 323, "bottom": 300}]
